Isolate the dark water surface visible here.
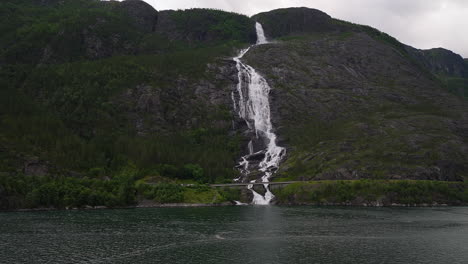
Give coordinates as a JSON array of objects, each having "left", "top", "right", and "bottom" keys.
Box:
[{"left": 1, "top": 206, "right": 468, "bottom": 263}]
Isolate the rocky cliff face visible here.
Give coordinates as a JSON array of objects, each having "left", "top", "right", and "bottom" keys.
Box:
[
  {"left": 243, "top": 9, "right": 468, "bottom": 181},
  {"left": 114, "top": 60, "right": 238, "bottom": 136},
  {"left": 404, "top": 46, "right": 468, "bottom": 99},
  {"left": 406, "top": 47, "right": 468, "bottom": 78}
]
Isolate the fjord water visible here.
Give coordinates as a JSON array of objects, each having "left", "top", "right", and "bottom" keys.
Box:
[
  {"left": 233, "top": 22, "right": 285, "bottom": 204},
  {"left": 2, "top": 207, "right": 468, "bottom": 263}
]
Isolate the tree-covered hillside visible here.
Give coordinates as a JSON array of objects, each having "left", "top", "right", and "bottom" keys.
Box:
[
  {"left": 0, "top": 0, "right": 256, "bottom": 209},
  {"left": 1, "top": 2, "right": 467, "bottom": 209}
]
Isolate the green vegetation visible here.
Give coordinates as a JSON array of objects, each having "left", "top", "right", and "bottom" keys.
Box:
[
  {"left": 1, "top": 3, "right": 467, "bottom": 210},
  {"left": 252, "top": 7, "right": 333, "bottom": 39},
  {"left": 411, "top": 49, "right": 468, "bottom": 98},
  {"left": 0, "top": 172, "right": 234, "bottom": 210},
  {"left": 441, "top": 76, "right": 468, "bottom": 98},
  {"left": 355, "top": 23, "right": 406, "bottom": 54},
  {"left": 332, "top": 19, "right": 439, "bottom": 83},
  {"left": 0, "top": 0, "right": 252, "bottom": 173},
  {"left": 275, "top": 180, "right": 468, "bottom": 205},
  {"left": 0, "top": 52, "right": 243, "bottom": 183},
  {"left": 256, "top": 25, "right": 467, "bottom": 182},
  {"left": 0, "top": 0, "right": 142, "bottom": 64},
  {"left": 135, "top": 181, "right": 226, "bottom": 204},
  {"left": 278, "top": 109, "right": 465, "bottom": 181},
  {"left": 0, "top": 172, "right": 138, "bottom": 210},
  {"left": 0, "top": 0, "right": 254, "bottom": 198},
  {"left": 168, "top": 8, "right": 256, "bottom": 45}
]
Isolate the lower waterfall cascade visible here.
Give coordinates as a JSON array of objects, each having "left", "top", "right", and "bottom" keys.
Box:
[{"left": 232, "top": 22, "right": 286, "bottom": 205}]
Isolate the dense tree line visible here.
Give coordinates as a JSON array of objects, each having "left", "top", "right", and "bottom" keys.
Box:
[{"left": 0, "top": 170, "right": 232, "bottom": 210}]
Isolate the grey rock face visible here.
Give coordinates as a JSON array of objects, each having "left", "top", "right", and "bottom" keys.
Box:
[
  {"left": 406, "top": 46, "right": 468, "bottom": 78},
  {"left": 242, "top": 31, "right": 468, "bottom": 181},
  {"left": 113, "top": 59, "right": 239, "bottom": 135},
  {"left": 118, "top": 0, "right": 158, "bottom": 33}
]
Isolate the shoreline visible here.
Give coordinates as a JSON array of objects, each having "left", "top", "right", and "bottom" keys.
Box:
[{"left": 3, "top": 201, "right": 468, "bottom": 213}]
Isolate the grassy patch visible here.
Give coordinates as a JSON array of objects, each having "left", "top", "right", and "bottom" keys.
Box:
[{"left": 183, "top": 186, "right": 225, "bottom": 204}]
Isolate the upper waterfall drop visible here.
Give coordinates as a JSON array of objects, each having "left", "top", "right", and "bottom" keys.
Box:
[
  {"left": 255, "top": 22, "right": 268, "bottom": 44},
  {"left": 232, "top": 22, "right": 286, "bottom": 205}
]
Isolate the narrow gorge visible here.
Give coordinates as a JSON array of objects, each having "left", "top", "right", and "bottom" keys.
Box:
[{"left": 232, "top": 23, "right": 286, "bottom": 205}]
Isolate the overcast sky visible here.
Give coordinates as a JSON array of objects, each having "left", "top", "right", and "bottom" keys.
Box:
[{"left": 140, "top": 0, "right": 468, "bottom": 57}]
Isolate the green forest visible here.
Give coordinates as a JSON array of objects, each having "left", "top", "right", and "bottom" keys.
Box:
[{"left": 0, "top": 0, "right": 255, "bottom": 209}]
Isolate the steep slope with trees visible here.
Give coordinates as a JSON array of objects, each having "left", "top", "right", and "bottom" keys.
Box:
[
  {"left": 1, "top": 3, "right": 467, "bottom": 209},
  {"left": 0, "top": 0, "right": 253, "bottom": 209},
  {"left": 250, "top": 7, "right": 468, "bottom": 182}
]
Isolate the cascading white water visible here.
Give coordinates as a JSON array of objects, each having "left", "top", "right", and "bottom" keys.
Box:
[
  {"left": 255, "top": 22, "right": 268, "bottom": 45},
  {"left": 232, "top": 22, "right": 286, "bottom": 205}
]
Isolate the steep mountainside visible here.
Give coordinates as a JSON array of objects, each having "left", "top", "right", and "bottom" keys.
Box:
[
  {"left": 1, "top": 2, "right": 467, "bottom": 209},
  {"left": 1, "top": 0, "right": 156, "bottom": 64},
  {"left": 406, "top": 47, "right": 468, "bottom": 78},
  {"left": 245, "top": 33, "right": 468, "bottom": 181},
  {"left": 0, "top": 0, "right": 253, "bottom": 180},
  {"left": 248, "top": 8, "right": 468, "bottom": 182},
  {"left": 405, "top": 47, "right": 468, "bottom": 97},
  {"left": 1, "top": 0, "right": 250, "bottom": 209}
]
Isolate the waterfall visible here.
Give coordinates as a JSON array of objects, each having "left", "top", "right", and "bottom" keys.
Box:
[
  {"left": 255, "top": 22, "right": 268, "bottom": 45},
  {"left": 232, "top": 22, "right": 286, "bottom": 205}
]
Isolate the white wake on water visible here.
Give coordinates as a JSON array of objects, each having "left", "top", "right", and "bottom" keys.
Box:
[{"left": 232, "top": 22, "right": 286, "bottom": 205}]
